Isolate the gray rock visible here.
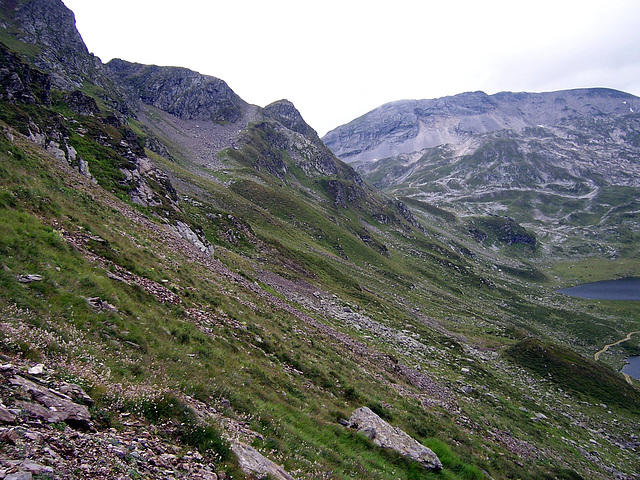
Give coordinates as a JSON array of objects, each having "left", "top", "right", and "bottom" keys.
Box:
[
  {"left": 58, "top": 382, "right": 94, "bottom": 406},
  {"left": 0, "top": 43, "right": 51, "bottom": 105},
  {"left": 0, "top": 406, "right": 16, "bottom": 423},
  {"left": 8, "top": 0, "right": 100, "bottom": 91},
  {"left": 9, "top": 460, "right": 53, "bottom": 475},
  {"left": 231, "top": 441, "right": 296, "bottom": 480},
  {"left": 348, "top": 406, "right": 442, "bottom": 470},
  {"left": 172, "top": 221, "right": 214, "bottom": 256},
  {"left": 15, "top": 399, "right": 65, "bottom": 423},
  {"left": 264, "top": 99, "right": 318, "bottom": 138},
  {"left": 323, "top": 89, "right": 640, "bottom": 164},
  {"left": 10, "top": 375, "right": 91, "bottom": 427},
  {"left": 5, "top": 472, "right": 32, "bottom": 480},
  {"left": 85, "top": 297, "right": 118, "bottom": 313},
  {"left": 106, "top": 59, "right": 246, "bottom": 124},
  {"left": 16, "top": 274, "right": 43, "bottom": 283},
  {"left": 0, "top": 428, "right": 20, "bottom": 444},
  {"left": 0, "top": 364, "right": 16, "bottom": 374},
  {"left": 27, "top": 364, "right": 44, "bottom": 375},
  {"left": 64, "top": 89, "right": 100, "bottom": 116}
]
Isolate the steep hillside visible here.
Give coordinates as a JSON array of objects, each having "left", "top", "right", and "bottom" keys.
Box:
[
  {"left": 324, "top": 90, "right": 640, "bottom": 260},
  {"left": 0, "top": 1, "right": 639, "bottom": 479}
]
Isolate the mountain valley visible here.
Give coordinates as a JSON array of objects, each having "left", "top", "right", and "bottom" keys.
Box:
[{"left": 0, "top": 1, "right": 639, "bottom": 479}]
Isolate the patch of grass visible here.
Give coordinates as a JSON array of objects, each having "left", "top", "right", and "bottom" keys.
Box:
[
  {"left": 178, "top": 424, "right": 231, "bottom": 459},
  {"left": 505, "top": 338, "right": 640, "bottom": 413},
  {"left": 424, "top": 438, "right": 485, "bottom": 479}
]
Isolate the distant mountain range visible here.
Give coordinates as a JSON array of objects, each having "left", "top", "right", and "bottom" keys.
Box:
[
  {"left": 323, "top": 89, "right": 640, "bottom": 163},
  {"left": 323, "top": 89, "right": 640, "bottom": 258}
]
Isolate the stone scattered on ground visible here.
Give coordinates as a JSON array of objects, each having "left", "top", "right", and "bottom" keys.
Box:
[
  {"left": 16, "top": 274, "right": 42, "bottom": 283},
  {"left": 85, "top": 296, "right": 118, "bottom": 312},
  {"left": 231, "top": 441, "right": 296, "bottom": 480},
  {"left": 26, "top": 364, "right": 44, "bottom": 375},
  {"left": 348, "top": 406, "right": 443, "bottom": 470},
  {"left": 0, "top": 360, "right": 230, "bottom": 479}
]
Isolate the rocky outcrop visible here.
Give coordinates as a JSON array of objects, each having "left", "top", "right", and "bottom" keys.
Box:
[
  {"left": 264, "top": 99, "right": 318, "bottom": 139},
  {"left": 0, "top": 42, "right": 51, "bottom": 105},
  {"left": 324, "top": 178, "right": 365, "bottom": 208},
  {"left": 0, "top": 362, "right": 229, "bottom": 479},
  {"left": 172, "top": 221, "right": 214, "bottom": 256},
  {"left": 3, "top": 0, "right": 102, "bottom": 90},
  {"left": 348, "top": 407, "right": 442, "bottom": 470},
  {"left": 106, "top": 59, "right": 247, "bottom": 124},
  {"left": 63, "top": 90, "right": 100, "bottom": 116},
  {"left": 1, "top": 366, "right": 92, "bottom": 429}
]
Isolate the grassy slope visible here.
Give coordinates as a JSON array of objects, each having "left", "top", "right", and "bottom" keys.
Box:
[
  {"left": 0, "top": 77, "right": 639, "bottom": 480},
  {"left": 0, "top": 119, "right": 494, "bottom": 479}
]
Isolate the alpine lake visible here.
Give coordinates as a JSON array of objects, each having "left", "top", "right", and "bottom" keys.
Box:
[{"left": 559, "top": 277, "right": 640, "bottom": 380}]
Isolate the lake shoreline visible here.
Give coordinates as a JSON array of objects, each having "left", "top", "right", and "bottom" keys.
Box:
[{"left": 558, "top": 277, "right": 640, "bottom": 301}]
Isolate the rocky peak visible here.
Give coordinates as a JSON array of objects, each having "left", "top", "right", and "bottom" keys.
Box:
[
  {"left": 2, "top": 0, "right": 101, "bottom": 89},
  {"left": 106, "top": 59, "right": 248, "bottom": 124},
  {"left": 264, "top": 99, "right": 317, "bottom": 138}
]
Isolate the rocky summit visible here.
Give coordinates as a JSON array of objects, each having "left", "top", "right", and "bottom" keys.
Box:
[
  {"left": 323, "top": 89, "right": 640, "bottom": 163},
  {"left": 0, "top": 1, "right": 639, "bottom": 480}
]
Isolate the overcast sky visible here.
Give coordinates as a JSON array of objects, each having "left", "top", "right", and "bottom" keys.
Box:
[{"left": 62, "top": 0, "right": 640, "bottom": 136}]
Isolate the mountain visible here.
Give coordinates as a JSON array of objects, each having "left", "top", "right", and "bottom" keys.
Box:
[
  {"left": 323, "top": 89, "right": 640, "bottom": 163},
  {"left": 323, "top": 89, "right": 640, "bottom": 259},
  {"left": 0, "top": 1, "right": 639, "bottom": 479}
]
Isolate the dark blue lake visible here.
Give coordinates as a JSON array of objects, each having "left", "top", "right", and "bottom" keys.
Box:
[
  {"left": 557, "top": 277, "right": 640, "bottom": 300},
  {"left": 622, "top": 356, "right": 640, "bottom": 381}
]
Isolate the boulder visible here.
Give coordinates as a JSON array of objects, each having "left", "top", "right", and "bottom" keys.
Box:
[
  {"left": 27, "top": 364, "right": 44, "bottom": 375},
  {"left": 9, "top": 375, "right": 91, "bottom": 428},
  {"left": 231, "top": 441, "right": 296, "bottom": 480},
  {"left": 348, "top": 407, "right": 442, "bottom": 470},
  {"left": 85, "top": 297, "right": 118, "bottom": 313}
]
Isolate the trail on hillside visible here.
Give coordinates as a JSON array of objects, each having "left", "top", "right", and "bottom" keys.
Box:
[
  {"left": 594, "top": 331, "right": 640, "bottom": 361},
  {"left": 594, "top": 331, "right": 640, "bottom": 385}
]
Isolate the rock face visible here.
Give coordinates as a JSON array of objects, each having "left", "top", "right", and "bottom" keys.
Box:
[
  {"left": 106, "top": 59, "right": 248, "bottom": 124},
  {"left": 348, "top": 407, "right": 442, "bottom": 470},
  {"left": 264, "top": 99, "right": 318, "bottom": 138},
  {"left": 325, "top": 88, "right": 640, "bottom": 257},
  {"left": 172, "top": 221, "right": 214, "bottom": 256},
  {"left": 3, "top": 0, "right": 102, "bottom": 90},
  {"left": 0, "top": 43, "right": 51, "bottom": 105}
]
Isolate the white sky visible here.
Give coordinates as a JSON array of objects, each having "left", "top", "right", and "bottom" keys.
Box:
[{"left": 62, "top": 0, "right": 640, "bottom": 136}]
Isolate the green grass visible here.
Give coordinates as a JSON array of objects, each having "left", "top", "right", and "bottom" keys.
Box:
[
  {"left": 0, "top": 75, "right": 639, "bottom": 479},
  {"left": 505, "top": 338, "right": 640, "bottom": 413}
]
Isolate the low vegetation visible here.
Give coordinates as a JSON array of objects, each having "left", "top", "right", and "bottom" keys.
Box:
[{"left": 0, "top": 17, "right": 638, "bottom": 478}]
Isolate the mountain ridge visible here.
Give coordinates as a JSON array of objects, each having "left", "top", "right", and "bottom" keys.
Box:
[
  {"left": 323, "top": 88, "right": 640, "bottom": 163},
  {"left": 0, "top": 1, "right": 639, "bottom": 479}
]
